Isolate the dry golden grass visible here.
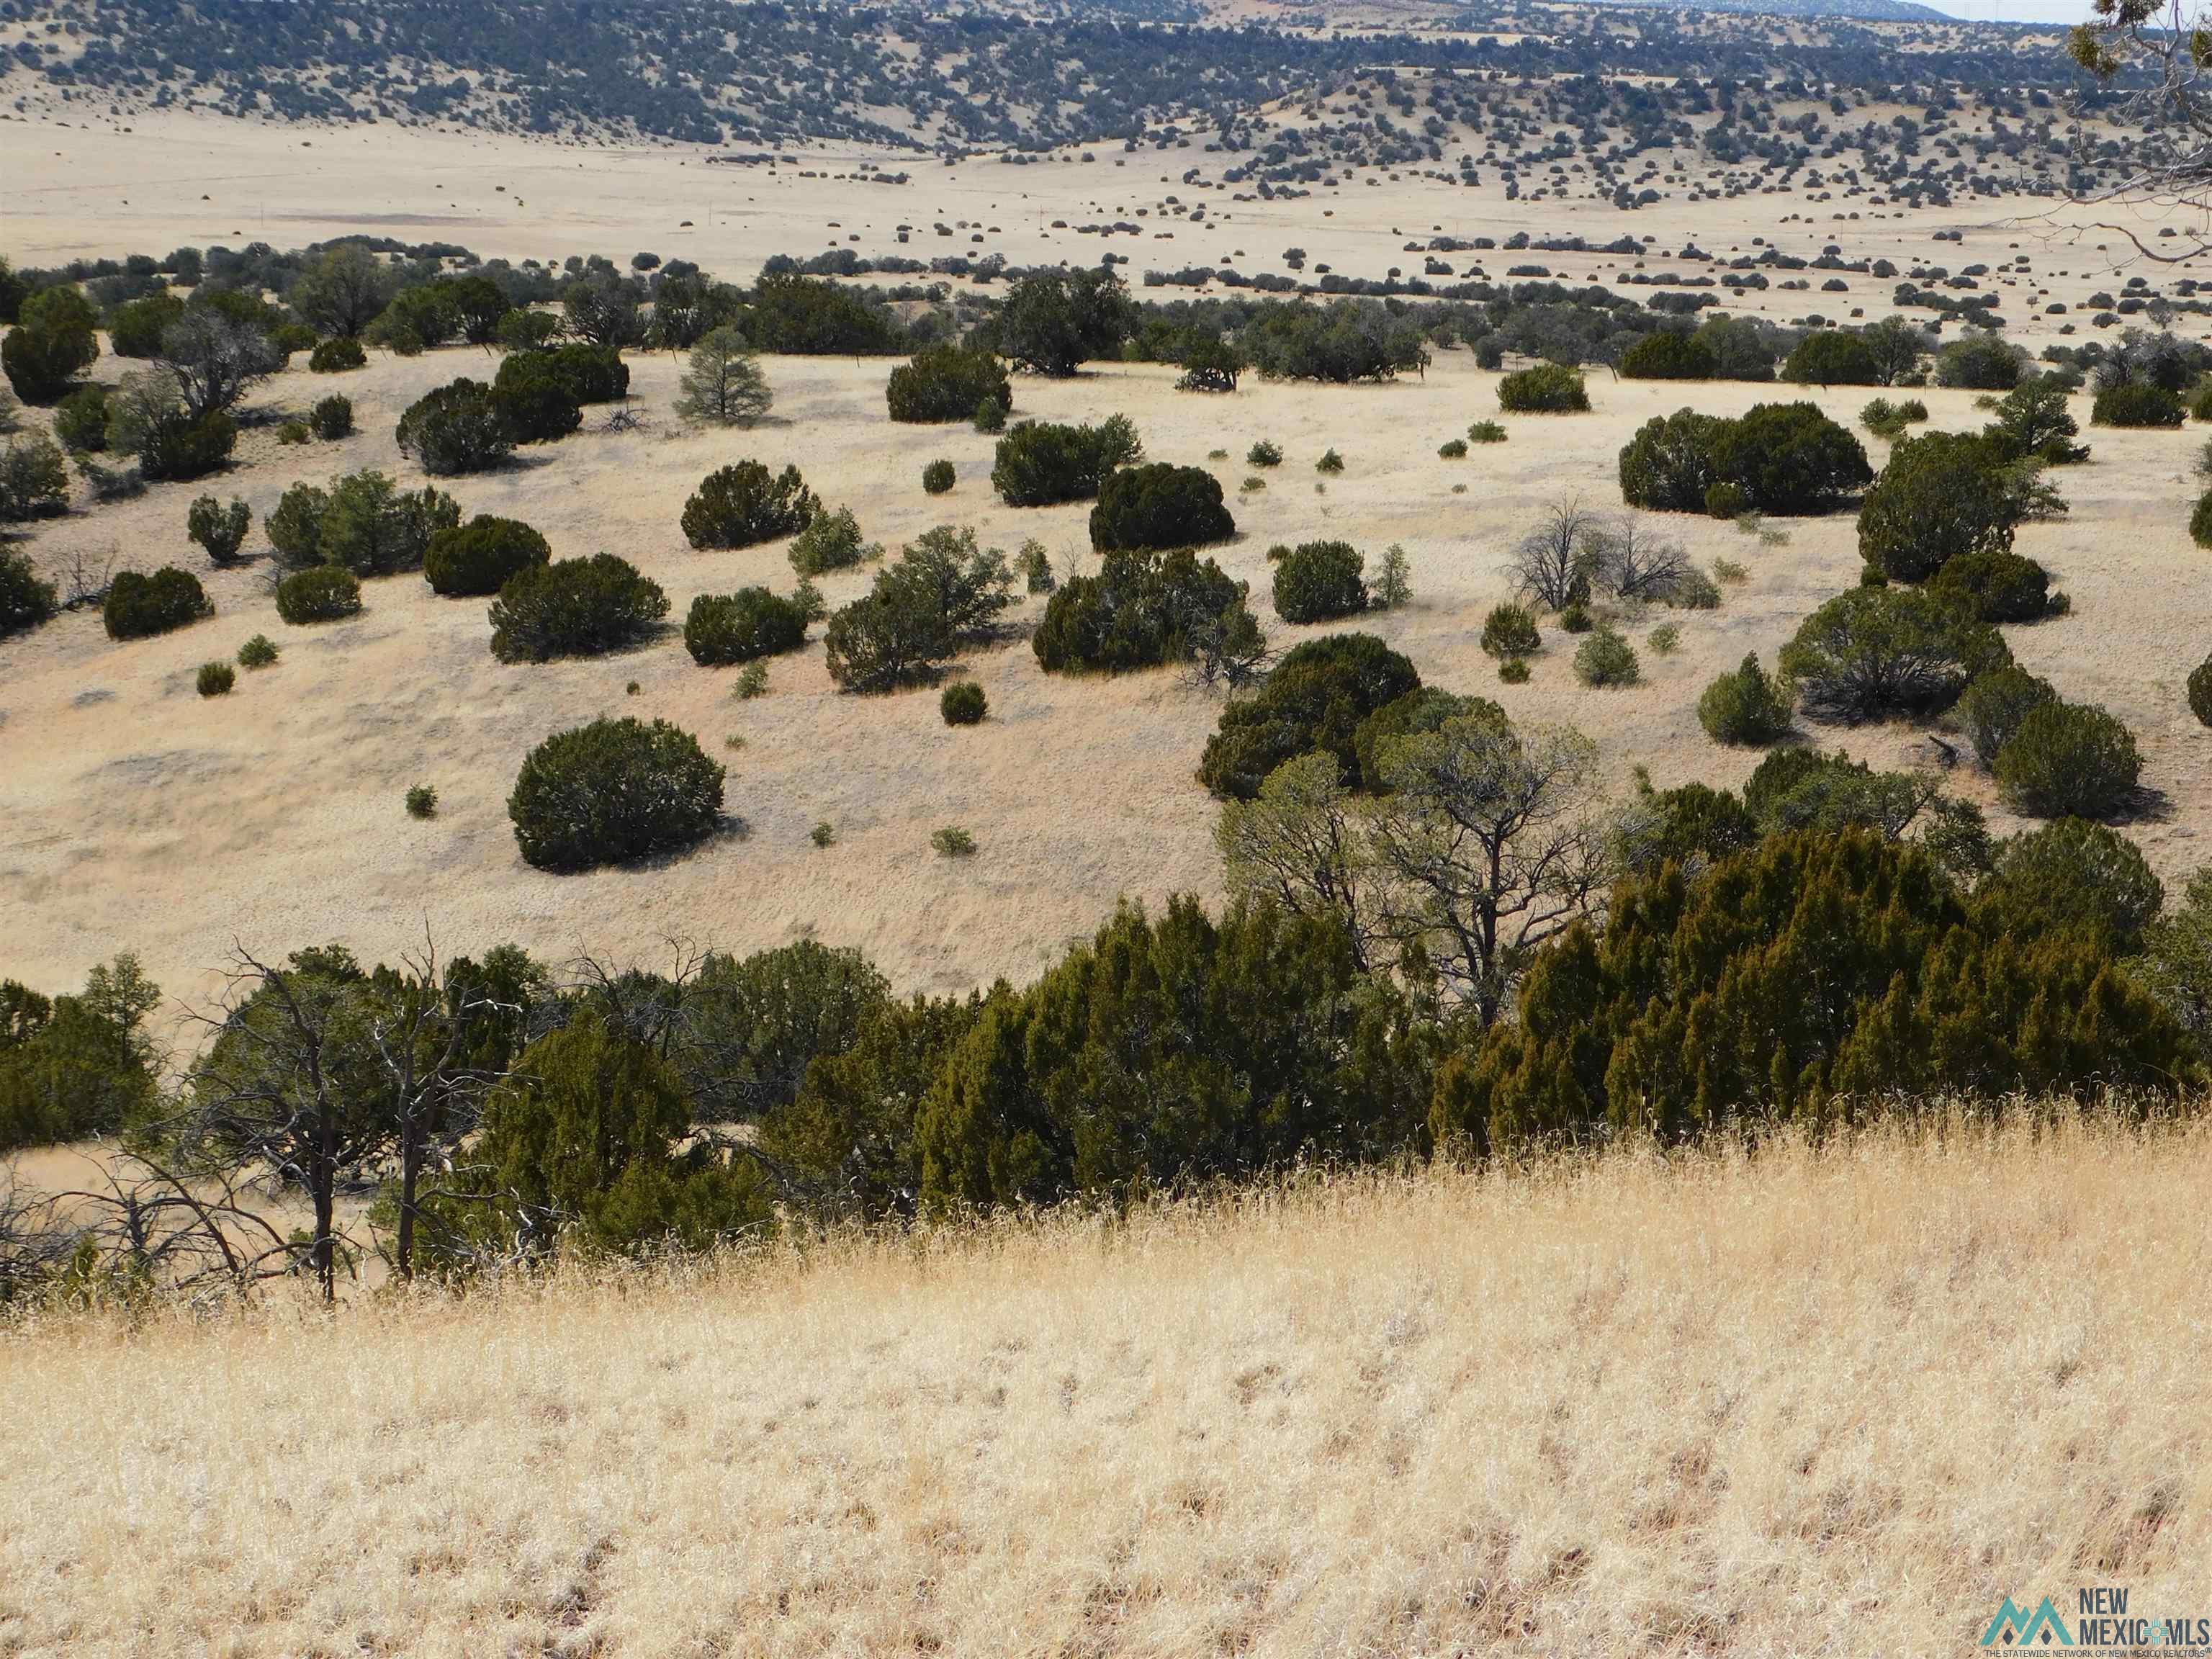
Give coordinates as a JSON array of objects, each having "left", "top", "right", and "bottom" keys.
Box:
[{"left": 3, "top": 1112, "right": 2206, "bottom": 1657}]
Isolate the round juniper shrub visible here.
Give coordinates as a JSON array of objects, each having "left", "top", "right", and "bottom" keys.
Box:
[
  {"left": 275, "top": 565, "right": 364, "bottom": 625},
  {"left": 508, "top": 716, "right": 724, "bottom": 871},
  {"left": 1858, "top": 431, "right": 2021, "bottom": 583},
  {"left": 1437, "top": 438, "right": 1468, "bottom": 459},
  {"left": 1480, "top": 602, "right": 1540, "bottom": 659},
  {"left": 1994, "top": 701, "right": 2142, "bottom": 819},
  {"left": 683, "top": 588, "right": 811, "bottom": 665},
  {"left": 309, "top": 336, "right": 368, "bottom": 374},
  {"left": 2190, "top": 655, "right": 2212, "bottom": 728},
  {"left": 309, "top": 395, "right": 355, "bottom": 441},
  {"left": 395, "top": 379, "right": 515, "bottom": 475},
  {"left": 195, "top": 660, "right": 235, "bottom": 698},
  {"left": 2192, "top": 490, "right": 2212, "bottom": 551},
  {"left": 2092, "top": 382, "right": 2185, "bottom": 428},
  {"left": 1573, "top": 626, "right": 1640, "bottom": 688},
  {"left": 885, "top": 346, "right": 1011, "bottom": 424},
  {"left": 1496, "top": 363, "right": 1589, "bottom": 413},
  {"left": 1089, "top": 463, "right": 1235, "bottom": 552},
  {"left": 104, "top": 567, "right": 212, "bottom": 640},
  {"left": 1498, "top": 657, "right": 1531, "bottom": 684},
  {"left": 236, "top": 634, "right": 279, "bottom": 670},
  {"left": 681, "top": 461, "right": 819, "bottom": 550},
  {"left": 1270, "top": 539, "right": 1367, "bottom": 624},
  {"left": 922, "top": 459, "right": 956, "bottom": 495},
  {"left": 1, "top": 550, "right": 60, "bottom": 642},
  {"left": 940, "top": 680, "right": 987, "bottom": 725},
  {"left": 405, "top": 784, "right": 439, "bottom": 819},
  {"left": 1698, "top": 654, "right": 1794, "bottom": 745},
  {"left": 973, "top": 397, "right": 1007, "bottom": 434},
  {"left": 1704, "top": 480, "right": 1750, "bottom": 520},
  {"left": 1247, "top": 440, "right": 1283, "bottom": 467},
  {"left": 1781, "top": 330, "right": 1881, "bottom": 386},
  {"left": 489, "top": 554, "right": 668, "bottom": 663},
  {"left": 1956, "top": 666, "right": 2056, "bottom": 768},
  {"left": 1619, "top": 330, "right": 1717, "bottom": 381},
  {"left": 1928, "top": 549, "right": 2052, "bottom": 624},
  {"left": 423, "top": 515, "right": 553, "bottom": 597}
]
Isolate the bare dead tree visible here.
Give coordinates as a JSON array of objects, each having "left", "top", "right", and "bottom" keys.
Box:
[
  {"left": 1503, "top": 495, "right": 1602, "bottom": 612},
  {"left": 53, "top": 543, "right": 120, "bottom": 611},
  {"left": 2067, "top": 1, "right": 2212, "bottom": 260},
  {"left": 1587, "top": 516, "right": 1694, "bottom": 604}
]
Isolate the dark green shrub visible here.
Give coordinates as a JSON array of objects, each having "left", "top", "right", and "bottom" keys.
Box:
[
  {"left": 1447, "top": 829, "right": 2181, "bottom": 1152},
  {"left": 275, "top": 565, "right": 364, "bottom": 624},
  {"left": 1974, "top": 819, "right": 2163, "bottom": 951},
  {"left": 886, "top": 346, "right": 1010, "bottom": 423},
  {"left": 922, "top": 459, "right": 956, "bottom": 495},
  {"left": 1197, "top": 633, "right": 1420, "bottom": 798},
  {"left": 1617, "top": 408, "right": 1726, "bottom": 512},
  {"left": 1438, "top": 438, "right": 1468, "bottom": 459},
  {"left": 1704, "top": 481, "right": 1748, "bottom": 519},
  {"left": 1, "top": 286, "right": 99, "bottom": 403},
  {"left": 104, "top": 567, "right": 211, "bottom": 639},
  {"left": 1779, "top": 586, "right": 2008, "bottom": 722},
  {"left": 1559, "top": 603, "right": 1593, "bottom": 634},
  {"left": 1619, "top": 331, "right": 1717, "bottom": 380},
  {"left": 824, "top": 526, "right": 1015, "bottom": 691},
  {"left": 1270, "top": 539, "right": 1367, "bottom": 624},
  {"left": 974, "top": 397, "right": 1007, "bottom": 434},
  {"left": 931, "top": 826, "right": 977, "bottom": 857},
  {"left": 395, "top": 379, "right": 514, "bottom": 475},
  {"left": 264, "top": 482, "right": 328, "bottom": 568},
  {"left": 1858, "top": 431, "right": 2023, "bottom": 583},
  {"left": 309, "top": 395, "right": 354, "bottom": 441},
  {"left": 681, "top": 461, "right": 819, "bottom": 549},
  {"left": 1956, "top": 667, "right": 2056, "bottom": 768},
  {"left": 1498, "top": 657, "right": 1530, "bottom": 683},
  {"left": 1496, "top": 363, "right": 1589, "bottom": 412},
  {"left": 488, "top": 354, "right": 584, "bottom": 444},
  {"left": 276, "top": 419, "right": 311, "bottom": 446},
  {"left": 1859, "top": 396, "right": 1928, "bottom": 440},
  {"left": 940, "top": 681, "right": 987, "bottom": 724},
  {"left": 1573, "top": 626, "right": 1639, "bottom": 688},
  {"left": 1315, "top": 447, "right": 1345, "bottom": 474},
  {"left": 490, "top": 554, "right": 669, "bottom": 662},
  {"left": 1247, "top": 440, "right": 1283, "bottom": 467},
  {"left": 990, "top": 415, "right": 1141, "bottom": 506},
  {"left": 0, "top": 958, "right": 163, "bottom": 1153},
  {"left": 1707, "top": 403, "right": 1871, "bottom": 515},
  {"left": 683, "top": 588, "right": 811, "bottom": 665},
  {"left": 1781, "top": 331, "right": 1880, "bottom": 386},
  {"left": 2092, "top": 383, "right": 2184, "bottom": 427},
  {"left": 308, "top": 336, "right": 367, "bottom": 374},
  {"left": 405, "top": 784, "right": 439, "bottom": 819},
  {"left": 1033, "top": 547, "right": 1244, "bottom": 674},
  {"left": 2192, "top": 490, "right": 2212, "bottom": 550},
  {"left": 1698, "top": 654, "right": 1794, "bottom": 745},
  {"left": 106, "top": 291, "right": 184, "bottom": 359},
  {"left": 423, "top": 516, "right": 552, "bottom": 597},
  {"left": 196, "top": 660, "right": 235, "bottom": 698},
  {"left": 134, "top": 408, "right": 235, "bottom": 482},
  {"left": 500, "top": 343, "right": 626, "bottom": 406},
  {"left": 0, "top": 433, "right": 71, "bottom": 522},
  {"left": 53, "top": 385, "right": 110, "bottom": 453},
  {"left": 1930, "top": 549, "right": 2053, "bottom": 624},
  {"left": 186, "top": 495, "right": 251, "bottom": 566},
  {"left": 1, "top": 549, "right": 58, "bottom": 639},
  {"left": 508, "top": 716, "right": 724, "bottom": 871},
  {"left": 1934, "top": 333, "right": 2024, "bottom": 391},
  {"left": 2190, "top": 655, "right": 2212, "bottom": 727},
  {"left": 1480, "top": 602, "right": 1540, "bottom": 659},
  {"left": 236, "top": 634, "right": 279, "bottom": 669},
  {"left": 1089, "top": 462, "right": 1235, "bottom": 552},
  {"left": 1467, "top": 420, "right": 1507, "bottom": 444},
  {"left": 1995, "top": 701, "right": 2141, "bottom": 819}
]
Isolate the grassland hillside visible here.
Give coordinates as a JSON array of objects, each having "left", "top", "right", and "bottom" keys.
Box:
[{"left": 1, "top": 1114, "right": 2205, "bottom": 1657}]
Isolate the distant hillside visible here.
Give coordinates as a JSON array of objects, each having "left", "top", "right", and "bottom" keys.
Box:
[{"left": 1595, "top": 0, "right": 1946, "bottom": 18}]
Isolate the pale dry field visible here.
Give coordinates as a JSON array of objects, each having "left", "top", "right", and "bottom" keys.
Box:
[
  {"left": 1, "top": 1114, "right": 2206, "bottom": 1657},
  {"left": 1, "top": 105, "right": 2195, "bottom": 327},
  {"left": 6, "top": 340, "right": 2212, "bottom": 1014}
]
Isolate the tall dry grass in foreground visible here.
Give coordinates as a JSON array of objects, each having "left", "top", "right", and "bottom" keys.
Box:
[{"left": 2, "top": 1113, "right": 2208, "bottom": 1658}]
